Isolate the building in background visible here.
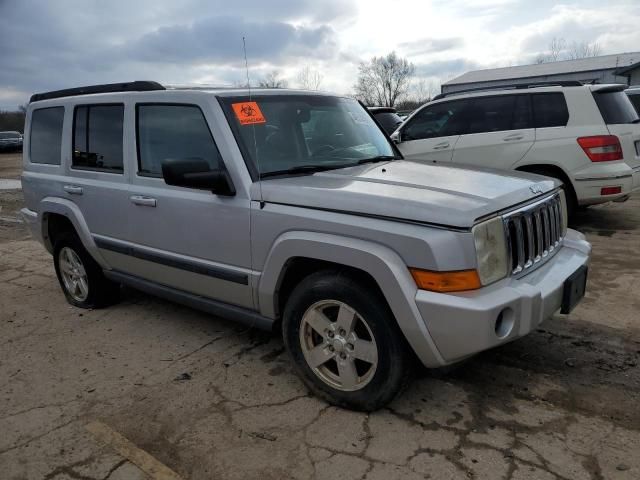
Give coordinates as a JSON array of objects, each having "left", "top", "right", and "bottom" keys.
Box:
[{"left": 442, "top": 52, "right": 640, "bottom": 94}]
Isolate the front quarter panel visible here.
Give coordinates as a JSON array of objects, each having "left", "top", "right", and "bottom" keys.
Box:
[{"left": 258, "top": 230, "right": 446, "bottom": 367}]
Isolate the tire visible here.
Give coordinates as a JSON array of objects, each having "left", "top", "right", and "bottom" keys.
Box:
[
  {"left": 282, "top": 270, "right": 412, "bottom": 411},
  {"left": 53, "top": 232, "right": 120, "bottom": 308}
]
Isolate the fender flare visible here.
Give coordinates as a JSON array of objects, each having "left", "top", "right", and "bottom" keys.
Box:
[
  {"left": 258, "top": 231, "right": 445, "bottom": 367},
  {"left": 38, "top": 197, "right": 110, "bottom": 268}
]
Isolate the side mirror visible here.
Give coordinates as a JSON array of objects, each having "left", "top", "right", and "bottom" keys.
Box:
[
  {"left": 162, "top": 158, "right": 235, "bottom": 196},
  {"left": 390, "top": 130, "right": 402, "bottom": 144}
]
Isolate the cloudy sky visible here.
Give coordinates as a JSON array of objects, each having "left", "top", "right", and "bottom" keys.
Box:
[{"left": 1, "top": 0, "right": 639, "bottom": 109}]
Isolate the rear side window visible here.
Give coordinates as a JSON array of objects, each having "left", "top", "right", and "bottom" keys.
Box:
[
  {"left": 593, "top": 91, "right": 640, "bottom": 125},
  {"left": 136, "top": 104, "right": 222, "bottom": 176},
  {"left": 73, "top": 104, "right": 124, "bottom": 172},
  {"left": 30, "top": 107, "right": 64, "bottom": 165},
  {"left": 403, "top": 100, "right": 469, "bottom": 140},
  {"left": 532, "top": 93, "right": 569, "bottom": 128},
  {"left": 466, "top": 94, "right": 531, "bottom": 134}
]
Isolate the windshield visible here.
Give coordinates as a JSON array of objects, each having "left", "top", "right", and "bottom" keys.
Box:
[{"left": 220, "top": 95, "right": 397, "bottom": 178}]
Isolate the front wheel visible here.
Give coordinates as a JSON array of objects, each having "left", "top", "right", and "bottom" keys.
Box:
[{"left": 282, "top": 270, "right": 411, "bottom": 411}]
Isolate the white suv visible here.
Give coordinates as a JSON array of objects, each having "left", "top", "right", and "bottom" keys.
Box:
[{"left": 392, "top": 82, "right": 640, "bottom": 215}]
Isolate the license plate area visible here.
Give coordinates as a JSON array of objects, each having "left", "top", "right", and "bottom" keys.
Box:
[{"left": 561, "top": 265, "right": 588, "bottom": 314}]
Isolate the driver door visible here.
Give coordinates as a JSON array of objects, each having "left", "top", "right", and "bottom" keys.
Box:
[{"left": 396, "top": 99, "right": 469, "bottom": 163}]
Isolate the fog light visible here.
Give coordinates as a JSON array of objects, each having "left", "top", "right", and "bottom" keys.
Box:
[
  {"left": 601, "top": 186, "right": 622, "bottom": 196},
  {"left": 495, "top": 308, "right": 515, "bottom": 339}
]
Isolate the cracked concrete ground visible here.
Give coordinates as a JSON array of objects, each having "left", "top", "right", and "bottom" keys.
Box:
[{"left": 1, "top": 152, "right": 640, "bottom": 479}]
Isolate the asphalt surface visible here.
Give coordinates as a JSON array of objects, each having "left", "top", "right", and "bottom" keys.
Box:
[{"left": 1, "top": 152, "right": 639, "bottom": 479}]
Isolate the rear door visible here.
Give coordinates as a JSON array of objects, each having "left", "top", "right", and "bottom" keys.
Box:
[
  {"left": 66, "top": 103, "right": 132, "bottom": 264},
  {"left": 592, "top": 88, "right": 640, "bottom": 188},
  {"left": 451, "top": 94, "right": 535, "bottom": 169},
  {"left": 396, "top": 99, "right": 468, "bottom": 163}
]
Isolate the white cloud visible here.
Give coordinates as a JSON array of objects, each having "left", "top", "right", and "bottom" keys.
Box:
[{"left": 0, "top": 0, "right": 639, "bottom": 109}]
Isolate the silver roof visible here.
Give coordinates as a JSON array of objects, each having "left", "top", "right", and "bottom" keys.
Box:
[{"left": 444, "top": 52, "right": 640, "bottom": 86}]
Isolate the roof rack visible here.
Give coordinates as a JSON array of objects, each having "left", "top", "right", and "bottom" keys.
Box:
[
  {"left": 29, "top": 81, "right": 165, "bottom": 103},
  {"left": 433, "top": 80, "right": 584, "bottom": 101}
]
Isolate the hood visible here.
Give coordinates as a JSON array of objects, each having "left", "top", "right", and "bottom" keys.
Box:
[{"left": 255, "top": 161, "right": 559, "bottom": 229}]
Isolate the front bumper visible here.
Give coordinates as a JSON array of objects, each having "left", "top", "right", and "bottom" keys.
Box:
[{"left": 415, "top": 229, "right": 591, "bottom": 364}]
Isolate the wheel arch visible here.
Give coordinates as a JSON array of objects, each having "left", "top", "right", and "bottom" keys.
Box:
[
  {"left": 38, "top": 197, "right": 109, "bottom": 267},
  {"left": 258, "top": 231, "right": 444, "bottom": 367}
]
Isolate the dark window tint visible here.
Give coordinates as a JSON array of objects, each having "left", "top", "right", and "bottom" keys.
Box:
[
  {"left": 532, "top": 93, "right": 569, "bottom": 128},
  {"left": 593, "top": 91, "right": 640, "bottom": 125},
  {"left": 628, "top": 93, "right": 640, "bottom": 115},
  {"left": 136, "top": 105, "right": 222, "bottom": 176},
  {"left": 73, "top": 105, "right": 124, "bottom": 172},
  {"left": 466, "top": 95, "right": 531, "bottom": 134},
  {"left": 403, "top": 100, "right": 468, "bottom": 140},
  {"left": 30, "top": 107, "right": 64, "bottom": 164},
  {"left": 373, "top": 112, "right": 403, "bottom": 134}
]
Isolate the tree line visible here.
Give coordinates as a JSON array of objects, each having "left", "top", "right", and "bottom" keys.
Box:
[{"left": 0, "top": 105, "right": 26, "bottom": 133}]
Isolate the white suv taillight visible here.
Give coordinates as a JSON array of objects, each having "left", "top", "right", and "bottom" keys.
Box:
[{"left": 577, "top": 135, "right": 623, "bottom": 162}]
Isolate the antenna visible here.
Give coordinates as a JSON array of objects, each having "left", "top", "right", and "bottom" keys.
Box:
[{"left": 243, "top": 36, "right": 264, "bottom": 208}]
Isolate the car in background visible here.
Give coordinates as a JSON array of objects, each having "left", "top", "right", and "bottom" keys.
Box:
[
  {"left": 368, "top": 107, "right": 404, "bottom": 134},
  {"left": 0, "top": 131, "right": 23, "bottom": 152},
  {"left": 626, "top": 86, "right": 640, "bottom": 115},
  {"left": 391, "top": 82, "right": 640, "bottom": 216}
]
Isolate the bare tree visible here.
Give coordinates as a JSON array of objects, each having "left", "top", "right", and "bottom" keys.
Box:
[
  {"left": 258, "top": 70, "right": 288, "bottom": 89},
  {"left": 535, "top": 37, "right": 566, "bottom": 63},
  {"left": 297, "top": 66, "right": 323, "bottom": 90},
  {"left": 354, "top": 52, "right": 415, "bottom": 107},
  {"left": 409, "top": 78, "right": 437, "bottom": 104},
  {"left": 567, "top": 41, "right": 602, "bottom": 60}
]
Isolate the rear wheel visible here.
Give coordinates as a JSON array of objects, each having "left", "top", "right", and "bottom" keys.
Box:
[
  {"left": 53, "top": 232, "right": 119, "bottom": 308},
  {"left": 283, "top": 270, "right": 411, "bottom": 411}
]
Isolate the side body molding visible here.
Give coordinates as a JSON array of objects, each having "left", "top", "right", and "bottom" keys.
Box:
[
  {"left": 258, "top": 231, "right": 445, "bottom": 367},
  {"left": 38, "top": 196, "right": 110, "bottom": 268}
]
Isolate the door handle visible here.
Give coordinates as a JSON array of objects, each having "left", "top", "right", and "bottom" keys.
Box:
[
  {"left": 130, "top": 195, "right": 157, "bottom": 207},
  {"left": 433, "top": 142, "right": 450, "bottom": 150},
  {"left": 503, "top": 134, "right": 524, "bottom": 141},
  {"left": 63, "top": 185, "right": 83, "bottom": 195}
]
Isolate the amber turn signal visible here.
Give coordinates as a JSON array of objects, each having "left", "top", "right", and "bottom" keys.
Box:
[{"left": 409, "top": 268, "right": 482, "bottom": 293}]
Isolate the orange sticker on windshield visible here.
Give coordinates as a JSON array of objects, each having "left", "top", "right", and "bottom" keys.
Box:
[{"left": 232, "top": 101, "right": 266, "bottom": 125}]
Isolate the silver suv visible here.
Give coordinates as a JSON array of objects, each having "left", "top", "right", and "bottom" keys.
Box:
[{"left": 21, "top": 81, "right": 591, "bottom": 410}]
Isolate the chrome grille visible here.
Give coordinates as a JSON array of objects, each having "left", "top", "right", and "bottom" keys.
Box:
[{"left": 503, "top": 193, "right": 564, "bottom": 276}]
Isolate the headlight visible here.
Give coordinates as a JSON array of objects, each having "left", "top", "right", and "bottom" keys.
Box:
[{"left": 472, "top": 216, "right": 509, "bottom": 285}]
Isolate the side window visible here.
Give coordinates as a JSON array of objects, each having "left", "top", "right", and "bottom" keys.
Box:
[
  {"left": 532, "top": 93, "right": 569, "bottom": 128},
  {"left": 30, "top": 107, "right": 64, "bottom": 165},
  {"left": 136, "top": 105, "right": 222, "bottom": 176},
  {"left": 466, "top": 95, "right": 531, "bottom": 134},
  {"left": 73, "top": 105, "right": 124, "bottom": 172},
  {"left": 402, "top": 100, "right": 468, "bottom": 140}
]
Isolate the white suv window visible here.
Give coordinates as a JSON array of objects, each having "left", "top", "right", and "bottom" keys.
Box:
[
  {"left": 531, "top": 93, "right": 569, "bottom": 128},
  {"left": 466, "top": 95, "right": 531, "bottom": 134},
  {"left": 403, "top": 100, "right": 468, "bottom": 140}
]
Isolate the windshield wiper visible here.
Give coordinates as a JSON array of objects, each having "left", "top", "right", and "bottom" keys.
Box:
[
  {"left": 356, "top": 155, "right": 397, "bottom": 165},
  {"left": 260, "top": 164, "right": 343, "bottom": 179}
]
